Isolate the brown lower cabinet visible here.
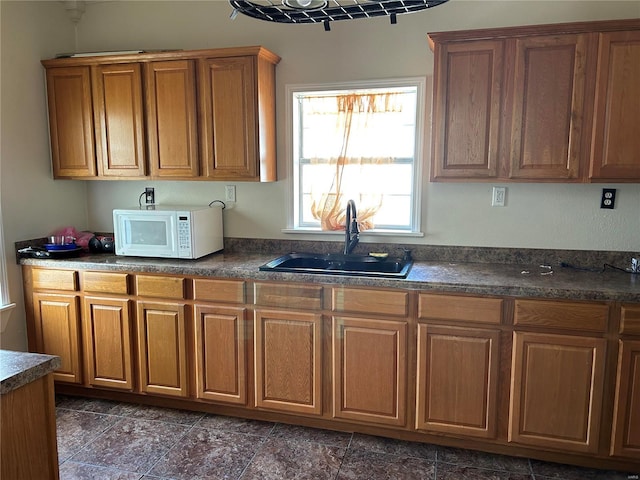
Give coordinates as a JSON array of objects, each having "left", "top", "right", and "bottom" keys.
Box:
[
  {"left": 509, "top": 332, "right": 606, "bottom": 453},
  {"left": 332, "top": 316, "right": 407, "bottom": 426},
  {"left": 21, "top": 265, "right": 640, "bottom": 473},
  {"left": 253, "top": 308, "right": 323, "bottom": 415}
]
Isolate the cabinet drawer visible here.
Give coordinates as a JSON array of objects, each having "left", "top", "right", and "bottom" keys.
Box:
[
  {"left": 254, "top": 282, "right": 323, "bottom": 310},
  {"left": 193, "top": 278, "right": 246, "bottom": 304},
  {"left": 514, "top": 299, "right": 609, "bottom": 332},
  {"left": 620, "top": 304, "right": 640, "bottom": 335},
  {"left": 82, "top": 271, "right": 129, "bottom": 294},
  {"left": 419, "top": 293, "right": 502, "bottom": 324},
  {"left": 32, "top": 268, "right": 77, "bottom": 291},
  {"left": 135, "top": 275, "right": 185, "bottom": 299},
  {"left": 332, "top": 287, "right": 408, "bottom": 317}
]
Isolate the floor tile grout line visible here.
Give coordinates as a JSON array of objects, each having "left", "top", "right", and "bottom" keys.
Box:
[
  {"left": 59, "top": 414, "right": 128, "bottom": 466},
  {"left": 139, "top": 420, "right": 201, "bottom": 478},
  {"left": 236, "top": 426, "right": 277, "bottom": 480}
]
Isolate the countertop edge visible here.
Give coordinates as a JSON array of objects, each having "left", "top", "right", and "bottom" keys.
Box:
[
  {"left": 18, "top": 254, "right": 640, "bottom": 303},
  {"left": 0, "top": 350, "right": 61, "bottom": 394}
]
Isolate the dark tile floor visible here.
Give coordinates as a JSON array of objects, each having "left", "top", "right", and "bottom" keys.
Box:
[{"left": 55, "top": 395, "right": 634, "bottom": 480}]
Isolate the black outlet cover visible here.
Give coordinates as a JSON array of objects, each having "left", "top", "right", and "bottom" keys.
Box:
[{"left": 600, "top": 188, "right": 616, "bottom": 209}]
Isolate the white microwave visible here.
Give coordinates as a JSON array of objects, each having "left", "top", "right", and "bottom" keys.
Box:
[{"left": 113, "top": 205, "right": 223, "bottom": 259}]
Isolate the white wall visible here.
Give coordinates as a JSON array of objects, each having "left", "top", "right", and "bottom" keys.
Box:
[
  {"left": 1, "top": 2, "right": 86, "bottom": 350},
  {"left": 78, "top": 0, "right": 640, "bottom": 250}
]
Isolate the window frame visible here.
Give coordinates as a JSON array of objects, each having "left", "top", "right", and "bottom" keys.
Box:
[{"left": 284, "top": 77, "right": 426, "bottom": 236}]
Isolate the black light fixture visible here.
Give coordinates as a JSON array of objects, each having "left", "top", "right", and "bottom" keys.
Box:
[{"left": 228, "top": 0, "right": 450, "bottom": 30}]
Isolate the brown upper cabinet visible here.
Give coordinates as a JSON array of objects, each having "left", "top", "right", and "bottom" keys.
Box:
[
  {"left": 429, "top": 19, "right": 640, "bottom": 182},
  {"left": 41, "top": 46, "right": 280, "bottom": 181}
]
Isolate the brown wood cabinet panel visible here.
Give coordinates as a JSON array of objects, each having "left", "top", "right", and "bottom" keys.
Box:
[
  {"left": 199, "top": 56, "right": 258, "bottom": 180},
  {"left": 1, "top": 375, "right": 59, "bottom": 480},
  {"left": 146, "top": 60, "right": 199, "bottom": 178},
  {"left": 45, "top": 66, "right": 96, "bottom": 178},
  {"left": 135, "top": 275, "right": 185, "bottom": 299},
  {"left": 92, "top": 63, "right": 146, "bottom": 177},
  {"left": 194, "top": 305, "right": 247, "bottom": 405},
  {"left": 610, "top": 339, "right": 640, "bottom": 458},
  {"left": 81, "top": 271, "right": 129, "bottom": 295},
  {"left": 82, "top": 297, "right": 133, "bottom": 390},
  {"left": 620, "top": 305, "right": 640, "bottom": 335},
  {"left": 332, "top": 287, "right": 408, "bottom": 317},
  {"left": 193, "top": 278, "right": 246, "bottom": 304},
  {"left": 136, "top": 301, "right": 188, "bottom": 397},
  {"left": 590, "top": 30, "right": 640, "bottom": 181},
  {"left": 32, "top": 293, "right": 82, "bottom": 384},
  {"left": 514, "top": 299, "right": 609, "bottom": 332},
  {"left": 509, "top": 332, "right": 606, "bottom": 453},
  {"left": 32, "top": 268, "right": 77, "bottom": 291},
  {"left": 332, "top": 316, "right": 407, "bottom": 426},
  {"left": 431, "top": 40, "right": 504, "bottom": 179},
  {"left": 254, "top": 309, "right": 322, "bottom": 415},
  {"left": 416, "top": 324, "right": 500, "bottom": 438},
  {"left": 418, "top": 293, "right": 502, "bottom": 324},
  {"left": 254, "top": 282, "right": 323, "bottom": 310},
  {"left": 508, "top": 34, "right": 589, "bottom": 180}
]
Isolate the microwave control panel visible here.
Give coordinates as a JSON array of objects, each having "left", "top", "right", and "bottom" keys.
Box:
[{"left": 177, "top": 213, "right": 192, "bottom": 257}]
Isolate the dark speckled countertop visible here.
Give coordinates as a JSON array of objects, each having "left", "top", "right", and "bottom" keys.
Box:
[
  {"left": 0, "top": 350, "right": 61, "bottom": 394},
  {"left": 19, "top": 250, "right": 640, "bottom": 302}
]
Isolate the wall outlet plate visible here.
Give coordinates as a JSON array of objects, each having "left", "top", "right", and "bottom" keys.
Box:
[
  {"left": 492, "top": 187, "right": 506, "bottom": 207},
  {"left": 225, "top": 185, "right": 236, "bottom": 202},
  {"left": 145, "top": 187, "right": 155, "bottom": 205},
  {"left": 600, "top": 188, "right": 616, "bottom": 209}
]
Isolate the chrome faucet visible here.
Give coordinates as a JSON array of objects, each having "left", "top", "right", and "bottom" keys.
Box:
[{"left": 343, "top": 199, "right": 360, "bottom": 255}]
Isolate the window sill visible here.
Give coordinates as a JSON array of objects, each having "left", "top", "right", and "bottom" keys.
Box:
[
  {"left": 281, "top": 228, "right": 424, "bottom": 238},
  {"left": 1, "top": 303, "right": 16, "bottom": 333}
]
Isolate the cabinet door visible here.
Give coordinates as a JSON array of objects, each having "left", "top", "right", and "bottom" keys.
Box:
[
  {"left": 254, "top": 309, "right": 322, "bottom": 415},
  {"left": 146, "top": 60, "right": 199, "bottom": 178},
  {"left": 431, "top": 40, "right": 504, "bottom": 180},
  {"left": 45, "top": 66, "right": 96, "bottom": 178},
  {"left": 32, "top": 293, "right": 82, "bottom": 384},
  {"left": 194, "top": 305, "right": 247, "bottom": 405},
  {"left": 508, "top": 34, "right": 589, "bottom": 180},
  {"left": 82, "top": 296, "right": 133, "bottom": 390},
  {"left": 332, "top": 316, "right": 407, "bottom": 426},
  {"left": 610, "top": 339, "right": 640, "bottom": 458},
  {"left": 590, "top": 30, "right": 640, "bottom": 180},
  {"left": 416, "top": 324, "right": 500, "bottom": 438},
  {"left": 509, "top": 332, "right": 606, "bottom": 453},
  {"left": 199, "top": 56, "right": 258, "bottom": 180},
  {"left": 136, "top": 301, "right": 187, "bottom": 397},
  {"left": 92, "top": 63, "right": 146, "bottom": 177}
]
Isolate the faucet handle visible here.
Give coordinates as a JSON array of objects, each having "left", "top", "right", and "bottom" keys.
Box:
[{"left": 401, "top": 249, "right": 413, "bottom": 262}]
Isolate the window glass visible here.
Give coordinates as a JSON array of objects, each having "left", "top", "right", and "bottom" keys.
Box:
[{"left": 290, "top": 79, "right": 424, "bottom": 233}]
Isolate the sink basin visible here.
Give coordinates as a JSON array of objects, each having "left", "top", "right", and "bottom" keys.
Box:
[{"left": 259, "top": 253, "right": 413, "bottom": 278}]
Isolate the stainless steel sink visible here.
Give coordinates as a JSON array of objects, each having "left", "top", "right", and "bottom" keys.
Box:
[{"left": 259, "top": 252, "right": 413, "bottom": 278}]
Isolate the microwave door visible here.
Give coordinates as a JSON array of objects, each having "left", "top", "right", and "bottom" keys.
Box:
[{"left": 119, "top": 214, "right": 177, "bottom": 257}]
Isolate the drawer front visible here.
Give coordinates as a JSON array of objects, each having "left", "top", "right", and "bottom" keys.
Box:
[
  {"left": 254, "top": 282, "right": 323, "bottom": 310},
  {"left": 514, "top": 299, "right": 609, "bottom": 332},
  {"left": 620, "top": 304, "right": 640, "bottom": 335},
  {"left": 193, "top": 278, "right": 246, "bottom": 304},
  {"left": 82, "top": 271, "right": 129, "bottom": 295},
  {"left": 135, "top": 275, "right": 185, "bottom": 299},
  {"left": 419, "top": 293, "right": 503, "bottom": 324},
  {"left": 332, "top": 287, "right": 408, "bottom": 317},
  {"left": 32, "top": 268, "right": 77, "bottom": 291}
]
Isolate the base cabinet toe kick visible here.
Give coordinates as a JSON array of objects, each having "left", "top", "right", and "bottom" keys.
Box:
[{"left": 22, "top": 265, "right": 640, "bottom": 473}]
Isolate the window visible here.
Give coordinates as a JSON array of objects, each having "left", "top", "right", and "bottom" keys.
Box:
[
  {"left": 287, "top": 78, "right": 425, "bottom": 234},
  {"left": 0, "top": 202, "right": 16, "bottom": 329}
]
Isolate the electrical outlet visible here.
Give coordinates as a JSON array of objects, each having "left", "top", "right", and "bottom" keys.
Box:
[
  {"left": 225, "top": 185, "right": 236, "bottom": 202},
  {"left": 491, "top": 187, "right": 506, "bottom": 207},
  {"left": 145, "top": 187, "right": 155, "bottom": 204},
  {"left": 600, "top": 188, "right": 616, "bottom": 209},
  {"left": 631, "top": 257, "right": 639, "bottom": 273}
]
